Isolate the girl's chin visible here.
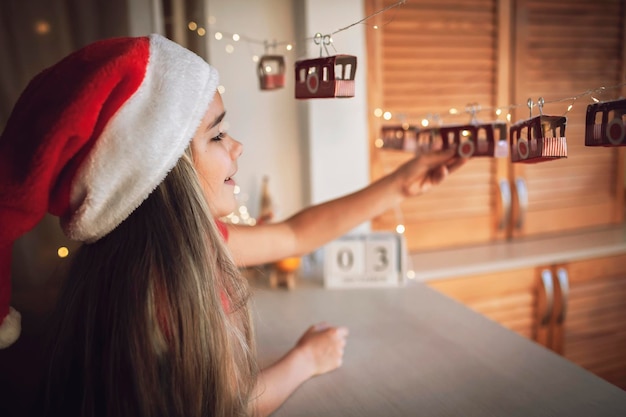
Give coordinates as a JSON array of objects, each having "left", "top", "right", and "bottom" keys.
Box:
[{"left": 215, "top": 200, "right": 238, "bottom": 218}]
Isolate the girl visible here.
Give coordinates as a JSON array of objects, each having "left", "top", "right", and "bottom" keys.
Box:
[{"left": 0, "top": 34, "right": 464, "bottom": 417}]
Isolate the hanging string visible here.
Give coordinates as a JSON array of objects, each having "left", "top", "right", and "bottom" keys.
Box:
[
  {"left": 381, "top": 82, "right": 626, "bottom": 127},
  {"left": 330, "top": 0, "right": 406, "bottom": 36},
  {"left": 190, "top": 0, "right": 407, "bottom": 56}
]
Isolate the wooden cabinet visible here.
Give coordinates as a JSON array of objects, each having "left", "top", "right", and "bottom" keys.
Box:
[
  {"left": 557, "top": 254, "right": 626, "bottom": 390},
  {"left": 426, "top": 266, "right": 545, "bottom": 342},
  {"left": 427, "top": 252, "right": 626, "bottom": 390},
  {"left": 366, "top": 0, "right": 625, "bottom": 252}
]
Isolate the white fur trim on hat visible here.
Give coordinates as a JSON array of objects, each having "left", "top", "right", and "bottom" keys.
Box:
[
  {"left": 0, "top": 307, "right": 21, "bottom": 349},
  {"left": 63, "top": 34, "right": 219, "bottom": 242}
]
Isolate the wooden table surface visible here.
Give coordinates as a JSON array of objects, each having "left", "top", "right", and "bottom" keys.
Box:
[{"left": 251, "top": 281, "right": 626, "bottom": 417}]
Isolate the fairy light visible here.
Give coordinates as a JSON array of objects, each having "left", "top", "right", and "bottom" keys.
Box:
[
  {"left": 233, "top": 184, "right": 240, "bottom": 194},
  {"left": 395, "top": 224, "right": 405, "bottom": 234},
  {"left": 374, "top": 138, "right": 384, "bottom": 148},
  {"left": 197, "top": 28, "right": 206, "bottom": 36},
  {"left": 421, "top": 119, "right": 429, "bottom": 127},
  {"left": 34, "top": 20, "right": 51, "bottom": 35},
  {"left": 217, "top": 85, "right": 226, "bottom": 94},
  {"left": 225, "top": 44, "right": 234, "bottom": 53},
  {"left": 383, "top": 111, "right": 392, "bottom": 120},
  {"left": 384, "top": 82, "right": 626, "bottom": 128},
  {"left": 198, "top": 0, "right": 404, "bottom": 61},
  {"left": 188, "top": 21, "right": 198, "bottom": 31},
  {"left": 57, "top": 247, "right": 69, "bottom": 258},
  {"left": 406, "top": 270, "right": 416, "bottom": 280},
  {"left": 374, "top": 108, "right": 383, "bottom": 118}
]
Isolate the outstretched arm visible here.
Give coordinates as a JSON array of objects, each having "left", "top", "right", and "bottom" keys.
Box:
[
  {"left": 227, "top": 147, "right": 466, "bottom": 267},
  {"left": 252, "top": 323, "right": 349, "bottom": 417}
]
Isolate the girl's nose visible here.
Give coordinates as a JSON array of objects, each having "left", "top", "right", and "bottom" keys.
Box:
[{"left": 229, "top": 135, "right": 243, "bottom": 159}]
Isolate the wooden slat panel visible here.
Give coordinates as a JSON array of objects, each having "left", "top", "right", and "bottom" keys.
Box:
[
  {"left": 428, "top": 267, "right": 538, "bottom": 340},
  {"left": 560, "top": 255, "right": 626, "bottom": 388},
  {"left": 369, "top": 0, "right": 624, "bottom": 250},
  {"left": 367, "top": 0, "right": 502, "bottom": 251},
  {"left": 512, "top": 0, "right": 625, "bottom": 238}
]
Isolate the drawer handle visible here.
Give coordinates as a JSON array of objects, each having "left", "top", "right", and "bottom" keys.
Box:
[
  {"left": 498, "top": 179, "right": 511, "bottom": 230},
  {"left": 556, "top": 268, "right": 570, "bottom": 323},
  {"left": 514, "top": 177, "right": 528, "bottom": 230},
  {"left": 540, "top": 269, "right": 554, "bottom": 325}
]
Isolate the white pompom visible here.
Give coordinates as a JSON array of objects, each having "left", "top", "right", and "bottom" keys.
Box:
[{"left": 0, "top": 307, "right": 21, "bottom": 349}]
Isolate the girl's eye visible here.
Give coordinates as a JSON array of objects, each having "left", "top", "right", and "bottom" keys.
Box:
[{"left": 212, "top": 131, "right": 226, "bottom": 141}]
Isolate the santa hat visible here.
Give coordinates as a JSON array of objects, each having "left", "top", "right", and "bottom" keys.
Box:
[{"left": 0, "top": 34, "right": 220, "bottom": 348}]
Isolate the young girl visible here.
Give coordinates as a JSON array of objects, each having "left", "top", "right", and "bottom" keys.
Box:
[{"left": 0, "top": 34, "right": 464, "bottom": 417}]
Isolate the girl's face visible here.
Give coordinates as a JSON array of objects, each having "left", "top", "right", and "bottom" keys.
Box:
[{"left": 191, "top": 93, "right": 243, "bottom": 217}]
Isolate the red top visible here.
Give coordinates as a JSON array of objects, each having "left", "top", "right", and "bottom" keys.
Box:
[{"left": 215, "top": 219, "right": 229, "bottom": 241}]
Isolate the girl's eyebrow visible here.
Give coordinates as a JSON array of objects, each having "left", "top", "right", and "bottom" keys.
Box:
[{"left": 208, "top": 111, "right": 227, "bottom": 130}]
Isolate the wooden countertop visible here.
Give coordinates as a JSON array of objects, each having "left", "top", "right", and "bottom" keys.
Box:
[
  {"left": 252, "top": 281, "right": 626, "bottom": 416},
  {"left": 408, "top": 225, "right": 626, "bottom": 281}
]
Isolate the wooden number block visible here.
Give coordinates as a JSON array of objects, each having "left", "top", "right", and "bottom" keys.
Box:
[
  {"left": 364, "top": 235, "right": 399, "bottom": 286},
  {"left": 324, "top": 237, "right": 365, "bottom": 288},
  {"left": 324, "top": 232, "right": 404, "bottom": 288}
]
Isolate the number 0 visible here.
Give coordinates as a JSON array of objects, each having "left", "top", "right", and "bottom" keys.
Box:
[{"left": 336, "top": 249, "right": 354, "bottom": 271}]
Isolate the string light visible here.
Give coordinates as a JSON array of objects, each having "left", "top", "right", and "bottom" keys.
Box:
[
  {"left": 186, "top": 0, "right": 406, "bottom": 60},
  {"left": 57, "top": 247, "right": 69, "bottom": 258},
  {"left": 378, "top": 83, "right": 626, "bottom": 127},
  {"left": 34, "top": 20, "right": 51, "bottom": 35}
]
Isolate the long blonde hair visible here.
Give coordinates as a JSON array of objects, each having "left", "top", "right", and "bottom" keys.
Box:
[{"left": 39, "top": 149, "right": 257, "bottom": 417}]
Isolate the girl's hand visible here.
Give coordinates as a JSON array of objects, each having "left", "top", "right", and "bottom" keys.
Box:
[
  {"left": 294, "top": 322, "right": 349, "bottom": 377},
  {"left": 396, "top": 146, "right": 467, "bottom": 197}
]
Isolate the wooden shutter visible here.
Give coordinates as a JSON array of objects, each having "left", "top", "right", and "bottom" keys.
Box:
[
  {"left": 367, "top": 0, "right": 625, "bottom": 251},
  {"left": 511, "top": 0, "right": 625, "bottom": 237},
  {"left": 366, "top": 0, "right": 506, "bottom": 251}
]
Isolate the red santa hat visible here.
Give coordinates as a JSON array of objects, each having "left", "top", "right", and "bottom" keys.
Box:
[{"left": 0, "top": 34, "right": 220, "bottom": 348}]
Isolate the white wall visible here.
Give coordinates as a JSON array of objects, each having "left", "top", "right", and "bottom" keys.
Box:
[{"left": 207, "top": 0, "right": 370, "bottom": 224}]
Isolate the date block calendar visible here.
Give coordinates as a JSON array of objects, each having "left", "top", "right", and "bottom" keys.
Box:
[{"left": 323, "top": 232, "right": 408, "bottom": 288}]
